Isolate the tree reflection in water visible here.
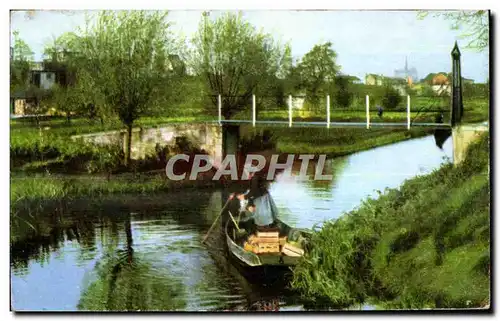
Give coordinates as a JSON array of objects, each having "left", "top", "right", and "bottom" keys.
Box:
[
  {"left": 78, "top": 213, "right": 187, "bottom": 311},
  {"left": 11, "top": 216, "right": 98, "bottom": 273},
  {"left": 11, "top": 191, "right": 307, "bottom": 311}
]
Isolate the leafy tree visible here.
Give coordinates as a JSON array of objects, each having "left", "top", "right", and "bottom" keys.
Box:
[
  {"left": 24, "top": 85, "right": 51, "bottom": 125},
  {"left": 344, "top": 75, "right": 361, "bottom": 84},
  {"left": 191, "top": 12, "right": 291, "bottom": 119},
  {"left": 381, "top": 86, "right": 402, "bottom": 110},
  {"left": 334, "top": 75, "right": 353, "bottom": 108},
  {"left": 295, "top": 42, "right": 340, "bottom": 108},
  {"left": 71, "top": 11, "right": 178, "bottom": 166},
  {"left": 421, "top": 85, "right": 437, "bottom": 97},
  {"left": 11, "top": 30, "right": 34, "bottom": 61},
  {"left": 42, "top": 32, "right": 111, "bottom": 124},
  {"left": 418, "top": 10, "right": 489, "bottom": 52},
  {"left": 263, "top": 45, "right": 293, "bottom": 108},
  {"left": 10, "top": 31, "right": 34, "bottom": 94},
  {"left": 50, "top": 84, "right": 81, "bottom": 123}
]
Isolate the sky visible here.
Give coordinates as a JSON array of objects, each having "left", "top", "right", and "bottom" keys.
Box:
[{"left": 9, "top": 10, "right": 490, "bottom": 83}]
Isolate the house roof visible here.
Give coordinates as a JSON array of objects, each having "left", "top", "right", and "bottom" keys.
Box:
[{"left": 432, "top": 74, "right": 449, "bottom": 85}]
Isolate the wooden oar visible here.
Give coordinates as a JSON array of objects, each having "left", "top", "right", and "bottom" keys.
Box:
[
  {"left": 228, "top": 210, "right": 248, "bottom": 240},
  {"left": 202, "top": 198, "right": 232, "bottom": 244},
  {"left": 227, "top": 211, "right": 242, "bottom": 233}
]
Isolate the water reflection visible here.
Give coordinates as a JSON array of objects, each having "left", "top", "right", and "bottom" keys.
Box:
[
  {"left": 11, "top": 135, "right": 453, "bottom": 311},
  {"left": 11, "top": 218, "right": 98, "bottom": 273},
  {"left": 78, "top": 214, "right": 188, "bottom": 311},
  {"left": 270, "top": 135, "right": 453, "bottom": 228}
]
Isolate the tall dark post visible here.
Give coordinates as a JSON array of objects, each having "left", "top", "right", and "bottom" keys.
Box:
[{"left": 451, "top": 41, "right": 464, "bottom": 126}]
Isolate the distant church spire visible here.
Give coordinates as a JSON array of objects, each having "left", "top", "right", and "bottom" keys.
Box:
[{"left": 394, "top": 56, "right": 418, "bottom": 82}]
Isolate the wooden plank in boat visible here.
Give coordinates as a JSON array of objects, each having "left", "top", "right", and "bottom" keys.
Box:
[
  {"left": 256, "top": 231, "right": 279, "bottom": 238},
  {"left": 256, "top": 236, "right": 279, "bottom": 243},
  {"left": 247, "top": 234, "right": 279, "bottom": 244},
  {"left": 282, "top": 243, "right": 304, "bottom": 256}
]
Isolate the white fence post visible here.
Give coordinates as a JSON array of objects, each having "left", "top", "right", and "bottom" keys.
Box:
[
  {"left": 326, "top": 95, "right": 330, "bottom": 128},
  {"left": 288, "top": 95, "right": 292, "bottom": 127},
  {"left": 366, "top": 95, "right": 370, "bottom": 129},
  {"left": 218, "top": 94, "right": 222, "bottom": 125},
  {"left": 407, "top": 95, "right": 411, "bottom": 130},
  {"left": 252, "top": 94, "right": 256, "bottom": 127}
]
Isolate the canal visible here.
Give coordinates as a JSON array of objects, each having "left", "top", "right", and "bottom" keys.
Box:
[{"left": 10, "top": 134, "right": 453, "bottom": 311}]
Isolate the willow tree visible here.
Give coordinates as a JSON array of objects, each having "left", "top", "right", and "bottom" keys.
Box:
[
  {"left": 75, "top": 11, "right": 176, "bottom": 166},
  {"left": 192, "top": 12, "right": 291, "bottom": 119}
]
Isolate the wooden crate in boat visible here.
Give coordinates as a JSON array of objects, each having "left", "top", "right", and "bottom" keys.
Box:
[
  {"left": 256, "top": 242, "right": 280, "bottom": 254},
  {"left": 257, "top": 236, "right": 279, "bottom": 243},
  {"left": 256, "top": 230, "right": 279, "bottom": 238},
  {"left": 248, "top": 233, "right": 279, "bottom": 244}
]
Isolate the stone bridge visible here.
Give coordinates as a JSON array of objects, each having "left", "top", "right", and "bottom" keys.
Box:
[{"left": 72, "top": 123, "right": 225, "bottom": 167}]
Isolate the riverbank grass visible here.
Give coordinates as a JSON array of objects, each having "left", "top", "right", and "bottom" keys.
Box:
[
  {"left": 291, "top": 133, "right": 490, "bottom": 309},
  {"left": 241, "top": 125, "right": 431, "bottom": 157}
]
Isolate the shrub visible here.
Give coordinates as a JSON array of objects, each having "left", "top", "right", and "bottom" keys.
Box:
[
  {"left": 381, "top": 86, "right": 402, "bottom": 110},
  {"left": 334, "top": 76, "right": 353, "bottom": 108}
]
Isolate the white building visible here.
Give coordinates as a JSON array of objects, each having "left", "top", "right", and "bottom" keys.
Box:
[
  {"left": 31, "top": 70, "right": 57, "bottom": 90},
  {"left": 431, "top": 84, "right": 451, "bottom": 95}
]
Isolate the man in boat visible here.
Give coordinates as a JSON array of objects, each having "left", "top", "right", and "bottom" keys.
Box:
[
  {"left": 229, "top": 172, "right": 277, "bottom": 229},
  {"left": 237, "top": 202, "right": 257, "bottom": 235}
]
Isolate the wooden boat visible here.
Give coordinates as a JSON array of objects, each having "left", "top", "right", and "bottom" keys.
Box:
[{"left": 225, "top": 215, "right": 312, "bottom": 282}]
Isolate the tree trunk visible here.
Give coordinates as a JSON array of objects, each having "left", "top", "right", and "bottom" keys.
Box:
[
  {"left": 66, "top": 112, "right": 71, "bottom": 124},
  {"left": 124, "top": 124, "right": 133, "bottom": 167}
]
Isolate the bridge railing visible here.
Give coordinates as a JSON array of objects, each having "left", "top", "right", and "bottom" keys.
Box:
[{"left": 215, "top": 94, "right": 451, "bottom": 129}]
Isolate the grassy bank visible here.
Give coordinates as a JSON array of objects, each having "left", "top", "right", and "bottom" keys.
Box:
[
  {"left": 11, "top": 173, "right": 223, "bottom": 208},
  {"left": 10, "top": 173, "right": 225, "bottom": 241},
  {"left": 291, "top": 133, "right": 490, "bottom": 309},
  {"left": 241, "top": 125, "right": 431, "bottom": 157}
]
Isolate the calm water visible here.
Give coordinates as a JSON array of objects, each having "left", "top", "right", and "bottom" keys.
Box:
[{"left": 11, "top": 135, "right": 453, "bottom": 311}]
